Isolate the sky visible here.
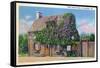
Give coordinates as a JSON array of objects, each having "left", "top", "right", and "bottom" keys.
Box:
[{"left": 19, "top": 6, "right": 96, "bottom": 35}]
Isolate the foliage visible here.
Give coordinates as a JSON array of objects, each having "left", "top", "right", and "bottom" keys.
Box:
[
  {"left": 67, "top": 51, "right": 77, "bottom": 57},
  {"left": 34, "top": 20, "right": 77, "bottom": 46},
  {"left": 89, "top": 34, "right": 95, "bottom": 41},
  {"left": 19, "top": 34, "right": 28, "bottom": 55},
  {"left": 63, "top": 13, "right": 73, "bottom": 18},
  {"left": 80, "top": 33, "right": 95, "bottom": 41}
]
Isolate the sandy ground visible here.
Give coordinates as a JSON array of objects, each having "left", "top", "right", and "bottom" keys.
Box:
[{"left": 18, "top": 56, "right": 94, "bottom": 64}]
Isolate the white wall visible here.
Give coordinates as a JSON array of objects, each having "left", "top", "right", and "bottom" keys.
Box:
[{"left": 0, "top": 0, "right": 99, "bottom": 68}]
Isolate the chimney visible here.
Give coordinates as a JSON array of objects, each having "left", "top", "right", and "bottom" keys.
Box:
[{"left": 36, "top": 11, "right": 42, "bottom": 19}]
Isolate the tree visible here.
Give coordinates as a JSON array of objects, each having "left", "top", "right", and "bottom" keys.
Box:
[
  {"left": 19, "top": 34, "right": 28, "bottom": 55},
  {"left": 90, "top": 34, "right": 95, "bottom": 41},
  {"left": 80, "top": 33, "right": 95, "bottom": 41}
]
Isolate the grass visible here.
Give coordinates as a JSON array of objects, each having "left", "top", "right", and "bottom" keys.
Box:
[{"left": 19, "top": 53, "right": 28, "bottom": 57}]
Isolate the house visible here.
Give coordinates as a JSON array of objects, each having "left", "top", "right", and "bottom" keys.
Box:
[{"left": 27, "top": 12, "right": 94, "bottom": 57}]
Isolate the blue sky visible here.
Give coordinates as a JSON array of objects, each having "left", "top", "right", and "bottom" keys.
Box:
[{"left": 19, "top": 6, "right": 96, "bottom": 34}]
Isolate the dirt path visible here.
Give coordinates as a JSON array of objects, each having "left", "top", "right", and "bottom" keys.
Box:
[{"left": 18, "top": 56, "right": 94, "bottom": 64}]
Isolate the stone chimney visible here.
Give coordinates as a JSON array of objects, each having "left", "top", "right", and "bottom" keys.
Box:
[{"left": 36, "top": 11, "right": 42, "bottom": 19}]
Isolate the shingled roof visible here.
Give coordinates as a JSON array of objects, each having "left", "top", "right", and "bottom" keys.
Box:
[{"left": 31, "top": 15, "right": 62, "bottom": 31}]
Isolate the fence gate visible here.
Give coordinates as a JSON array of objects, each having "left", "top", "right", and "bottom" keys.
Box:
[{"left": 81, "top": 40, "right": 95, "bottom": 57}]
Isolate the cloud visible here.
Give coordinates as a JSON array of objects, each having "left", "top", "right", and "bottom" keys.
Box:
[
  {"left": 25, "top": 15, "right": 32, "bottom": 20},
  {"left": 77, "top": 19, "right": 95, "bottom": 34},
  {"left": 19, "top": 15, "right": 34, "bottom": 34}
]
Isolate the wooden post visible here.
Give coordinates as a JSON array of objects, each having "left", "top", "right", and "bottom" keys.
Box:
[{"left": 28, "top": 32, "right": 33, "bottom": 56}]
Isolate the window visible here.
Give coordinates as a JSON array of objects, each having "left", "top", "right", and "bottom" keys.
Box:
[{"left": 67, "top": 45, "right": 71, "bottom": 51}]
